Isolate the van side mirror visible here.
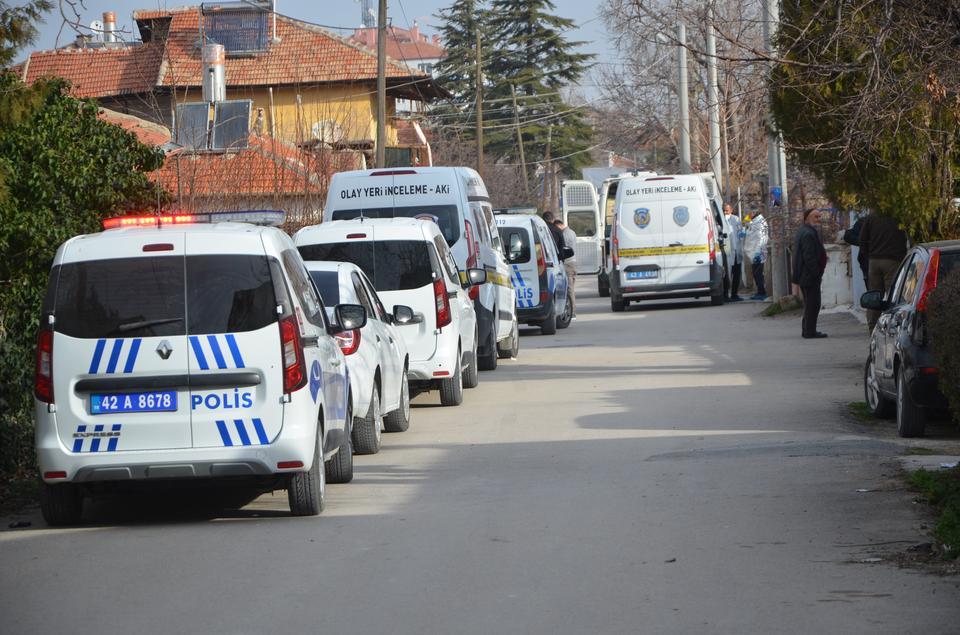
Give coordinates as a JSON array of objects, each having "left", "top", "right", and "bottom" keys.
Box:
[
  {"left": 392, "top": 304, "right": 421, "bottom": 325},
  {"left": 465, "top": 267, "right": 487, "bottom": 287},
  {"left": 860, "top": 290, "right": 890, "bottom": 311},
  {"left": 333, "top": 303, "right": 367, "bottom": 332}
]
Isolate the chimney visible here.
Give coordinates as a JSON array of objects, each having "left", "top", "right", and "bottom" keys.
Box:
[
  {"left": 432, "top": 34, "right": 442, "bottom": 46},
  {"left": 103, "top": 11, "right": 117, "bottom": 43},
  {"left": 410, "top": 21, "right": 419, "bottom": 43},
  {"left": 202, "top": 43, "right": 226, "bottom": 103}
]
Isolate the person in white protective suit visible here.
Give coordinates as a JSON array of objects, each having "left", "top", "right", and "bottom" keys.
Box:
[{"left": 743, "top": 214, "right": 769, "bottom": 300}]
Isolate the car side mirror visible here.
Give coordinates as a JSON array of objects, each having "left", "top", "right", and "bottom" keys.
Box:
[
  {"left": 465, "top": 267, "right": 487, "bottom": 287},
  {"left": 392, "top": 304, "right": 420, "bottom": 325},
  {"left": 860, "top": 290, "right": 891, "bottom": 311},
  {"left": 333, "top": 303, "right": 367, "bottom": 332}
]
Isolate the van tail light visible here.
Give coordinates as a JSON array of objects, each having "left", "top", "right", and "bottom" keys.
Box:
[
  {"left": 611, "top": 220, "right": 620, "bottom": 267},
  {"left": 334, "top": 329, "right": 361, "bottom": 355},
  {"left": 536, "top": 244, "right": 546, "bottom": 277},
  {"left": 279, "top": 315, "right": 306, "bottom": 393},
  {"left": 540, "top": 290, "right": 549, "bottom": 305},
  {"left": 706, "top": 212, "right": 716, "bottom": 264},
  {"left": 434, "top": 277, "right": 452, "bottom": 328},
  {"left": 464, "top": 219, "right": 481, "bottom": 301},
  {"left": 916, "top": 250, "right": 941, "bottom": 314},
  {"left": 34, "top": 329, "right": 54, "bottom": 403}
]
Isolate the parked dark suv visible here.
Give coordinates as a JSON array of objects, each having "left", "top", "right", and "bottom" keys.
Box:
[{"left": 861, "top": 240, "right": 960, "bottom": 436}]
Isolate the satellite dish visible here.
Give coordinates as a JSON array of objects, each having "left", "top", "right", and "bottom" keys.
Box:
[
  {"left": 89, "top": 20, "right": 104, "bottom": 42},
  {"left": 311, "top": 120, "right": 344, "bottom": 144}
]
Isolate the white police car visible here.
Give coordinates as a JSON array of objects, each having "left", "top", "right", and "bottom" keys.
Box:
[
  {"left": 305, "top": 260, "right": 413, "bottom": 455},
  {"left": 34, "top": 211, "right": 366, "bottom": 525},
  {"left": 295, "top": 218, "right": 485, "bottom": 406}
]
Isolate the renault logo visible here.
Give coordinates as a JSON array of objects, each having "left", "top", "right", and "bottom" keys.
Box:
[{"left": 156, "top": 340, "right": 173, "bottom": 360}]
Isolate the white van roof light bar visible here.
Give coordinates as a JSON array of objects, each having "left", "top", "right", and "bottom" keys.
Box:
[{"left": 103, "top": 210, "right": 286, "bottom": 229}]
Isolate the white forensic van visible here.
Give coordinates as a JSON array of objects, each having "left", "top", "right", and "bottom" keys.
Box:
[
  {"left": 608, "top": 174, "right": 726, "bottom": 311},
  {"left": 597, "top": 171, "right": 658, "bottom": 297},
  {"left": 34, "top": 211, "right": 365, "bottom": 525},
  {"left": 322, "top": 167, "right": 518, "bottom": 370}
]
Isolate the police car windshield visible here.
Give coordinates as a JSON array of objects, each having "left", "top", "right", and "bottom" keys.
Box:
[
  {"left": 53, "top": 255, "right": 277, "bottom": 338},
  {"left": 330, "top": 205, "right": 460, "bottom": 246},
  {"left": 298, "top": 241, "right": 433, "bottom": 292},
  {"left": 308, "top": 270, "right": 341, "bottom": 305}
]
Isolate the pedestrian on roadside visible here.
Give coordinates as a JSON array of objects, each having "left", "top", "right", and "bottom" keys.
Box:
[
  {"left": 553, "top": 218, "right": 578, "bottom": 319},
  {"left": 842, "top": 215, "right": 869, "bottom": 288},
  {"left": 859, "top": 212, "right": 908, "bottom": 331},
  {"left": 743, "top": 213, "right": 769, "bottom": 300},
  {"left": 792, "top": 208, "right": 828, "bottom": 339},
  {"left": 542, "top": 211, "right": 565, "bottom": 254},
  {"left": 722, "top": 204, "right": 744, "bottom": 301}
]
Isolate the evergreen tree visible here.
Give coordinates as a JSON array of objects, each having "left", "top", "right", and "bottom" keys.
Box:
[
  {"left": 430, "top": 0, "right": 488, "bottom": 136},
  {"left": 482, "top": 0, "right": 594, "bottom": 176}
]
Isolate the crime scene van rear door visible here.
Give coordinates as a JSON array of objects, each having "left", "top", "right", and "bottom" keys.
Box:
[
  {"left": 661, "top": 192, "right": 712, "bottom": 287},
  {"left": 52, "top": 234, "right": 193, "bottom": 453},
  {"left": 184, "top": 234, "right": 284, "bottom": 450},
  {"left": 616, "top": 187, "right": 665, "bottom": 288}
]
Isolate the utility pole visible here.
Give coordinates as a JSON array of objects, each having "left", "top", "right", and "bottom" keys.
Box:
[
  {"left": 706, "top": 4, "right": 722, "bottom": 186},
  {"left": 677, "top": 22, "right": 691, "bottom": 174},
  {"left": 541, "top": 124, "right": 553, "bottom": 212},
  {"left": 763, "top": 0, "right": 789, "bottom": 299},
  {"left": 475, "top": 29, "right": 484, "bottom": 177},
  {"left": 511, "top": 83, "right": 530, "bottom": 198},
  {"left": 375, "top": 0, "right": 387, "bottom": 167}
]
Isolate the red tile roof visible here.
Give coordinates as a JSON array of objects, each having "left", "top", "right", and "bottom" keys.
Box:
[
  {"left": 20, "top": 44, "right": 163, "bottom": 98},
  {"left": 352, "top": 26, "right": 447, "bottom": 63},
  {"left": 154, "top": 8, "right": 422, "bottom": 88},
  {"left": 151, "top": 134, "right": 359, "bottom": 197},
  {"left": 98, "top": 108, "right": 172, "bottom": 146}
]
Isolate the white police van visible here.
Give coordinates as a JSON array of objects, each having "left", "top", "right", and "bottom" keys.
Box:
[
  {"left": 34, "top": 211, "right": 366, "bottom": 525},
  {"left": 495, "top": 213, "right": 570, "bottom": 335},
  {"left": 608, "top": 174, "right": 726, "bottom": 310},
  {"left": 322, "top": 167, "right": 517, "bottom": 370}
]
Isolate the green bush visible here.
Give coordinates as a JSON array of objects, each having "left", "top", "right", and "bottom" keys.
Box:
[
  {"left": 928, "top": 267, "right": 960, "bottom": 423},
  {"left": 0, "top": 73, "right": 164, "bottom": 485}
]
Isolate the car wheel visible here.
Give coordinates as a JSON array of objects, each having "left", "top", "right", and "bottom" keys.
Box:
[
  {"left": 864, "top": 353, "right": 894, "bottom": 418},
  {"left": 498, "top": 317, "right": 519, "bottom": 359},
  {"left": 384, "top": 370, "right": 411, "bottom": 432},
  {"left": 352, "top": 383, "right": 383, "bottom": 454},
  {"left": 540, "top": 304, "right": 557, "bottom": 335},
  {"left": 288, "top": 422, "right": 326, "bottom": 516},
  {"left": 440, "top": 348, "right": 464, "bottom": 406},
  {"left": 710, "top": 292, "right": 725, "bottom": 306},
  {"left": 611, "top": 295, "right": 626, "bottom": 312},
  {"left": 556, "top": 294, "right": 573, "bottom": 329},
  {"left": 39, "top": 482, "right": 83, "bottom": 526},
  {"left": 463, "top": 333, "right": 480, "bottom": 388},
  {"left": 896, "top": 366, "right": 926, "bottom": 438},
  {"left": 478, "top": 316, "right": 498, "bottom": 371},
  {"left": 325, "top": 399, "right": 354, "bottom": 484}
]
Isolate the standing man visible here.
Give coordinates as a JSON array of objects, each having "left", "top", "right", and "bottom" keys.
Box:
[
  {"left": 792, "top": 208, "right": 828, "bottom": 339},
  {"left": 553, "top": 218, "right": 578, "bottom": 319},
  {"left": 723, "top": 204, "right": 744, "bottom": 301},
  {"left": 859, "top": 212, "right": 908, "bottom": 331},
  {"left": 542, "top": 211, "right": 564, "bottom": 254}
]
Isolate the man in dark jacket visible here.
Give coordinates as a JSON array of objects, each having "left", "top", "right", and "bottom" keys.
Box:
[
  {"left": 859, "top": 212, "right": 908, "bottom": 331},
  {"left": 542, "top": 211, "right": 565, "bottom": 254},
  {"left": 792, "top": 208, "right": 828, "bottom": 339}
]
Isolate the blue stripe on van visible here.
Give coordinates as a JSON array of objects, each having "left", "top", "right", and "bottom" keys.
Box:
[
  {"left": 107, "top": 424, "right": 122, "bottom": 452},
  {"left": 105, "top": 340, "right": 123, "bottom": 374},
  {"left": 225, "top": 334, "right": 245, "bottom": 369},
  {"left": 89, "top": 339, "right": 106, "bottom": 374},
  {"left": 72, "top": 425, "right": 87, "bottom": 453},
  {"left": 251, "top": 418, "right": 268, "bottom": 445},
  {"left": 123, "top": 338, "right": 141, "bottom": 373},
  {"left": 216, "top": 420, "right": 232, "bottom": 446},
  {"left": 233, "top": 419, "right": 252, "bottom": 446},
  {"left": 190, "top": 336, "right": 209, "bottom": 370},
  {"left": 207, "top": 335, "right": 227, "bottom": 370}
]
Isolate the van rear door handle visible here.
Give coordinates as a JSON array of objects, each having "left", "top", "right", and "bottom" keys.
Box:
[{"left": 669, "top": 242, "right": 683, "bottom": 247}]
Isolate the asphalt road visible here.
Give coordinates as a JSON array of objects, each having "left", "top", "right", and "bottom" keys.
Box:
[{"left": 3, "top": 280, "right": 959, "bottom": 634}]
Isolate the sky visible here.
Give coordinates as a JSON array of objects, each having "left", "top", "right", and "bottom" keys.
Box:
[{"left": 26, "top": 0, "right": 618, "bottom": 96}]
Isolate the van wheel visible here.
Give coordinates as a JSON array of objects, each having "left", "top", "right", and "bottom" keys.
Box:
[
  {"left": 40, "top": 482, "right": 83, "bottom": 526},
  {"left": 288, "top": 424, "right": 326, "bottom": 516},
  {"left": 498, "top": 317, "right": 519, "bottom": 359},
  {"left": 478, "top": 319, "right": 498, "bottom": 371},
  {"left": 440, "top": 349, "right": 464, "bottom": 406},
  {"left": 710, "top": 292, "right": 725, "bottom": 306},
  {"left": 611, "top": 295, "right": 626, "bottom": 312},
  {"left": 463, "top": 335, "right": 480, "bottom": 388},
  {"left": 556, "top": 294, "right": 573, "bottom": 330},
  {"left": 384, "top": 370, "right": 411, "bottom": 432},
  {"left": 325, "top": 401, "right": 354, "bottom": 484},
  {"left": 540, "top": 305, "right": 557, "bottom": 335},
  {"left": 896, "top": 367, "right": 926, "bottom": 438},
  {"left": 352, "top": 384, "right": 382, "bottom": 455}
]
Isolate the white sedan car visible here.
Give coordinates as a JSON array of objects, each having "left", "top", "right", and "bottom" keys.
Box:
[{"left": 306, "top": 261, "right": 412, "bottom": 454}]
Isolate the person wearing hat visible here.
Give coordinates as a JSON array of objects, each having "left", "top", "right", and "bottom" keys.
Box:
[{"left": 792, "top": 208, "right": 828, "bottom": 339}]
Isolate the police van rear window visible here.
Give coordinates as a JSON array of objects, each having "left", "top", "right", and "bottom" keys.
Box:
[
  {"left": 330, "top": 205, "right": 461, "bottom": 245},
  {"left": 308, "top": 270, "right": 341, "bottom": 305},
  {"left": 298, "top": 241, "right": 433, "bottom": 292},
  {"left": 53, "top": 255, "right": 276, "bottom": 338}
]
